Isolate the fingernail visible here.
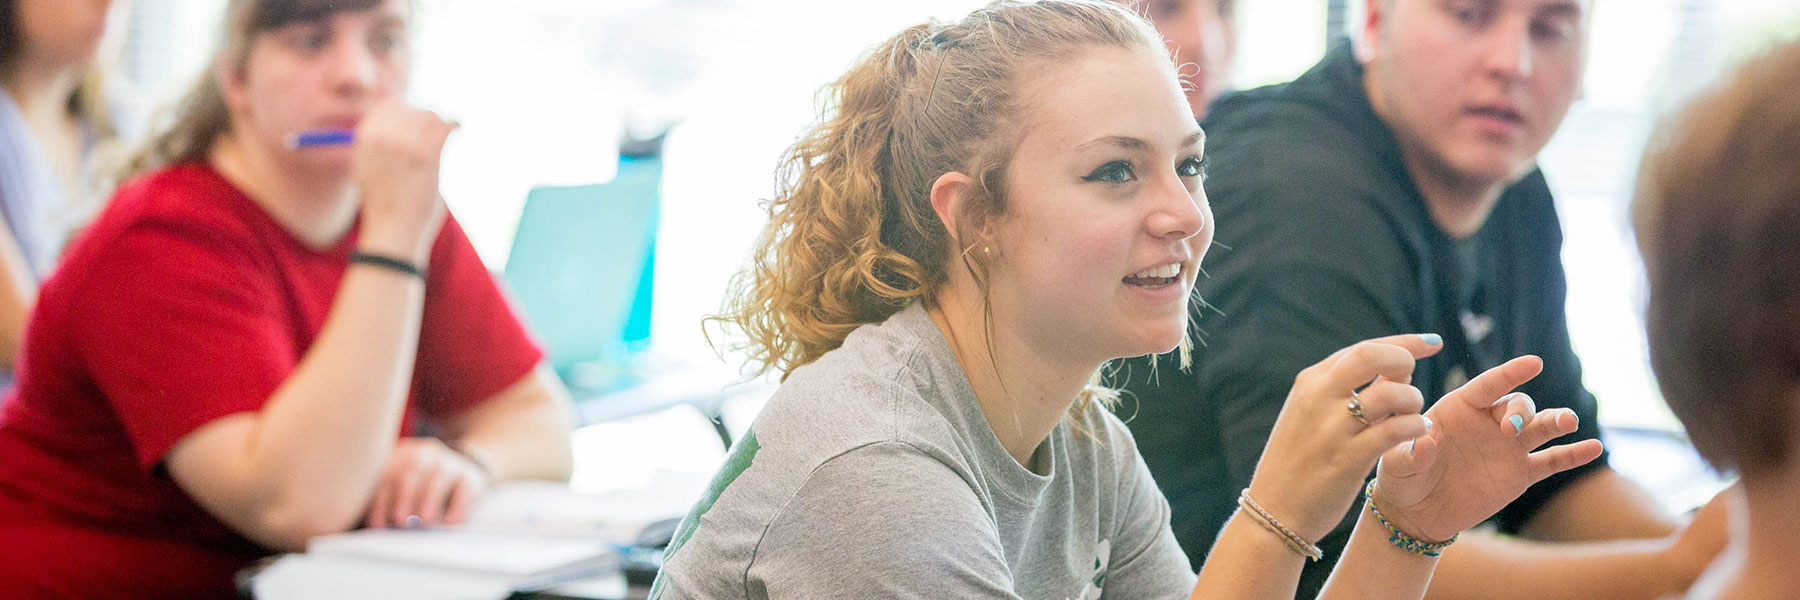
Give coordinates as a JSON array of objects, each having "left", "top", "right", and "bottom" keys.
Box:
[
  {"left": 1419, "top": 333, "right": 1443, "bottom": 345},
  {"left": 1408, "top": 440, "right": 1416, "bottom": 457},
  {"left": 1422, "top": 416, "right": 1433, "bottom": 432},
  {"left": 405, "top": 515, "right": 422, "bottom": 529},
  {"left": 1509, "top": 414, "right": 1524, "bottom": 434}
]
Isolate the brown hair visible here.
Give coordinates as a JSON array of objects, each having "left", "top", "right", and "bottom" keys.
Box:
[
  {"left": 712, "top": 1, "right": 1168, "bottom": 391},
  {"left": 123, "top": 0, "right": 383, "bottom": 175},
  {"left": 1634, "top": 39, "right": 1800, "bottom": 477}
]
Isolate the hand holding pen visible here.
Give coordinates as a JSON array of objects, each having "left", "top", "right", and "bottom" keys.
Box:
[{"left": 317, "top": 102, "right": 459, "bottom": 266}]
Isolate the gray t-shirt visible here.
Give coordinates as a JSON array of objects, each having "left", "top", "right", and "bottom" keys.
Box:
[{"left": 653, "top": 303, "right": 1195, "bottom": 599}]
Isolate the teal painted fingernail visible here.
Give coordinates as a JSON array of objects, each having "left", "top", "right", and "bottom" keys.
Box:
[
  {"left": 1420, "top": 333, "right": 1442, "bottom": 345},
  {"left": 1509, "top": 414, "right": 1524, "bottom": 434},
  {"left": 1408, "top": 440, "right": 1416, "bottom": 457},
  {"left": 1422, "top": 417, "right": 1433, "bottom": 432}
]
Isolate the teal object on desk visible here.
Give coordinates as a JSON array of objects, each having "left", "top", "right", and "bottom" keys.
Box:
[{"left": 504, "top": 157, "right": 661, "bottom": 392}]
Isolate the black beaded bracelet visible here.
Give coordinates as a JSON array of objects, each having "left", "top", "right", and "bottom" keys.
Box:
[{"left": 349, "top": 250, "right": 425, "bottom": 279}]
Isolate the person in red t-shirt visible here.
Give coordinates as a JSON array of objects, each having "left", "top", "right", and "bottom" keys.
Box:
[{"left": 0, "top": 0, "right": 577, "bottom": 596}]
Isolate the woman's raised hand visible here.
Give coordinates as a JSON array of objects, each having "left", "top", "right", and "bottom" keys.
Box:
[
  {"left": 1244, "top": 334, "right": 1444, "bottom": 543},
  {"left": 1370, "top": 355, "right": 1605, "bottom": 543}
]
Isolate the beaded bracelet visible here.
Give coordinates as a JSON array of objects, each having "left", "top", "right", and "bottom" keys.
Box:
[
  {"left": 1363, "top": 479, "right": 1457, "bottom": 557},
  {"left": 1237, "top": 488, "right": 1324, "bottom": 561}
]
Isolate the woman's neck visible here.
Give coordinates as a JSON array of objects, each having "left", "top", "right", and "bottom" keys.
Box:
[
  {"left": 209, "top": 132, "right": 360, "bottom": 249},
  {"left": 927, "top": 287, "right": 1099, "bottom": 468}
]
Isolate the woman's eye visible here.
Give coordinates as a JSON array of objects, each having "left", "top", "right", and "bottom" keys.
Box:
[
  {"left": 1083, "top": 160, "right": 1136, "bottom": 184},
  {"left": 1532, "top": 17, "right": 1575, "bottom": 45},
  {"left": 277, "top": 26, "right": 328, "bottom": 52},
  {"left": 1177, "top": 156, "right": 1206, "bottom": 178},
  {"left": 373, "top": 29, "right": 405, "bottom": 54},
  {"left": 1449, "top": 1, "right": 1491, "bottom": 27}
]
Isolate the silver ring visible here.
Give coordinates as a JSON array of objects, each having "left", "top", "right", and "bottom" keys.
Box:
[{"left": 1347, "top": 389, "right": 1372, "bottom": 427}]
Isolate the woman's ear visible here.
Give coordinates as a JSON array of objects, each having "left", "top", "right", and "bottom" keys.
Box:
[
  {"left": 216, "top": 57, "right": 249, "bottom": 115},
  {"left": 930, "top": 171, "right": 987, "bottom": 251}
]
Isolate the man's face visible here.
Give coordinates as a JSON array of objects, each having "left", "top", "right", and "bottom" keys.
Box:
[
  {"left": 1130, "top": 0, "right": 1235, "bottom": 119},
  {"left": 1359, "top": 0, "right": 1588, "bottom": 188}
]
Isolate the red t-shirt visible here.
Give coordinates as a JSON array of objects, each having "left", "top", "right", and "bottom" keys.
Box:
[{"left": 0, "top": 163, "right": 545, "bottom": 598}]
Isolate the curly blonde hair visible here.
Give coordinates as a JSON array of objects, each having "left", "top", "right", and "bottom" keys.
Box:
[{"left": 714, "top": 0, "right": 1179, "bottom": 411}]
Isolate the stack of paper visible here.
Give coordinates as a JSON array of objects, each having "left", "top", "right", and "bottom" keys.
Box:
[
  {"left": 253, "top": 528, "right": 620, "bottom": 600},
  {"left": 250, "top": 481, "right": 636, "bottom": 600},
  {"left": 312, "top": 528, "right": 618, "bottom": 588}
]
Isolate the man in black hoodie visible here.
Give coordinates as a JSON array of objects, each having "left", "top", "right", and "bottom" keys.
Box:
[{"left": 1121, "top": 0, "right": 1729, "bottom": 597}]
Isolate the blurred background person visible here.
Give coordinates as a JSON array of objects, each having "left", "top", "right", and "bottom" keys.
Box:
[
  {"left": 1123, "top": 0, "right": 1236, "bottom": 119},
  {"left": 0, "top": 0, "right": 574, "bottom": 597},
  {"left": 1634, "top": 38, "right": 1800, "bottom": 600},
  {"left": 0, "top": 0, "right": 135, "bottom": 380}
]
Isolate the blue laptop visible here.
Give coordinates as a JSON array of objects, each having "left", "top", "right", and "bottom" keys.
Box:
[{"left": 503, "top": 156, "right": 661, "bottom": 393}]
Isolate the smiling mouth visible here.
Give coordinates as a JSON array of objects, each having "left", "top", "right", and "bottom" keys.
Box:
[{"left": 1124, "top": 263, "right": 1182, "bottom": 289}]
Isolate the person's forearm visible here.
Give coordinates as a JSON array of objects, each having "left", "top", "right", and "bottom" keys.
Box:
[
  {"left": 451, "top": 367, "right": 576, "bottom": 483},
  {"left": 1191, "top": 512, "right": 1308, "bottom": 599},
  {"left": 239, "top": 236, "right": 431, "bottom": 533},
  {"left": 1520, "top": 467, "right": 1677, "bottom": 542},
  {"left": 251, "top": 268, "right": 424, "bottom": 515},
  {"left": 1424, "top": 531, "right": 1680, "bottom": 600},
  {"left": 1318, "top": 509, "right": 1436, "bottom": 600}
]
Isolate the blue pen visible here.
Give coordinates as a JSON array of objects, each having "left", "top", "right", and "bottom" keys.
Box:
[{"left": 285, "top": 128, "right": 355, "bottom": 149}]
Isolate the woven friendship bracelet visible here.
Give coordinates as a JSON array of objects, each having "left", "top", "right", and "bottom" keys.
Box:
[
  {"left": 1237, "top": 488, "right": 1324, "bottom": 561},
  {"left": 1363, "top": 479, "right": 1457, "bottom": 557}
]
